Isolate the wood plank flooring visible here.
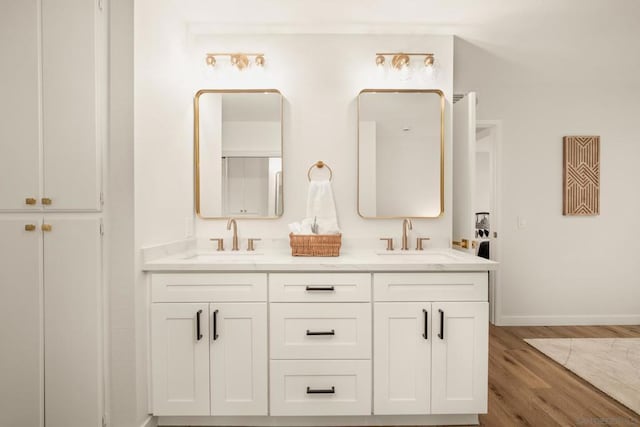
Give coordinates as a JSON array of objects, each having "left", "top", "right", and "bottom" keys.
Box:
[{"left": 480, "top": 325, "right": 640, "bottom": 427}]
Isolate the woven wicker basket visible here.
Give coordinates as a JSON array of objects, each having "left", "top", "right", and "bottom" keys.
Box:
[{"left": 289, "top": 233, "right": 342, "bottom": 257}]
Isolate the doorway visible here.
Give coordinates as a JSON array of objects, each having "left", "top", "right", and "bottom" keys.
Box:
[{"left": 475, "top": 120, "right": 502, "bottom": 325}]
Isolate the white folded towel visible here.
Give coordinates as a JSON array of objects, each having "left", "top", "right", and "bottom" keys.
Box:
[{"left": 306, "top": 179, "right": 340, "bottom": 234}]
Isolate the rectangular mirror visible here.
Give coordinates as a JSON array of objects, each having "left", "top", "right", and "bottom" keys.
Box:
[
  {"left": 195, "top": 89, "right": 283, "bottom": 219},
  {"left": 357, "top": 89, "right": 444, "bottom": 218}
]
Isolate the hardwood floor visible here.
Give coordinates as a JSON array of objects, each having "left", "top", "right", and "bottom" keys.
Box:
[{"left": 480, "top": 324, "right": 640, "bottom": 427}]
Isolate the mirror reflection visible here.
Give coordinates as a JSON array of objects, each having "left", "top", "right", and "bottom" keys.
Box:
[
  {"left": 358, "top": 89, "right": 444, "bottom": 218},
  {"left": 195, "top": 90, "right": 283, "bottom": 218}
]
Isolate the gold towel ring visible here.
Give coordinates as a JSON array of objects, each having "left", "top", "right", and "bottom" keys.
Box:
[{"left": 307, "top": 160, "right": 333, "bottom": 182}]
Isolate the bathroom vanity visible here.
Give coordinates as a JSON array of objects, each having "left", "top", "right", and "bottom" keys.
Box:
[{"left": 144, "top": 248, "right": 496, "bottom": 426}]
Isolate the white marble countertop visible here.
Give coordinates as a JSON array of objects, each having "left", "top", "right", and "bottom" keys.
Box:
[{"left": 143, "top": 247, "right": 498, "bottom": 272}]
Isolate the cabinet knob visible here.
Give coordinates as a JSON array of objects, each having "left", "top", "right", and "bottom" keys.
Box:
[
  {"left": 25, "top": 198, "right": 37, "bottom": 205},
  {"left": 25, "top": 224, "right": 36, "bottom": 232},
  {"left": 41, "top": 197, "right": 52, "bottom": 206},
  {"left": 41, "top": 224, "right": 52, "bottom": 232}
]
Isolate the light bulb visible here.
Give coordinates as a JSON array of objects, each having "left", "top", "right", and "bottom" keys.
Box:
[
  {"left": 203, "top": 55, "right": 217, "bottom": 79},
  {"left": 398, "top": 62, "right": 412, "bottom": 81},
  {"left": 423, "top": 55, "right": 437, "bottom": 80}
]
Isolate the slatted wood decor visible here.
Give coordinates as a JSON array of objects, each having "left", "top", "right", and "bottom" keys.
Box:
[{"left": 563, "top": 136, "right": 600, "bottom": 215}]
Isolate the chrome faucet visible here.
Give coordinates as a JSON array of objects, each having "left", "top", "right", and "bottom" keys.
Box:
[
  {"left": 401, "top": 218, "right": 412, "bottom": 251},
  {"left": 227, "top": 218, "right": 239, "bottom": 251}
]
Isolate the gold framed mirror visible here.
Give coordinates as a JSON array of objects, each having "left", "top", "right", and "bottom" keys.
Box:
[
  {"left": 194, "top": 89, "right": 284, "bottom": 219},
  {"left": 357, "top": 89, "right": 445, "bottom": 218}
]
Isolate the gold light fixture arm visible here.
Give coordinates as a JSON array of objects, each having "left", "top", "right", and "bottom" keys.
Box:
[
  {"left": 374, "top": 52, "right": 435, "bottom": 71},
  {"left": 205, "top": 52, "right": 266, "bottom": 70}
]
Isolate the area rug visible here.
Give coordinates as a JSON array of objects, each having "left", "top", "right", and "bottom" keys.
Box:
[{"left": 524, "top": 338, "right": 640, "bottom": 414}]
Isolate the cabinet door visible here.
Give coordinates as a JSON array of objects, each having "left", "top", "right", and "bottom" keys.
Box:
[
  {"left": 0, "top": 1, "right": 40, "bottom": 210},
  {"left": 210, "top": 303, "right": 268, "bottom": 415},
  {"left": 152, "top": 303, "right": 210, "bottom": 416},
  {"left": 0, "top": 219, "right": 43, "bottom": 427},
  {"left": 431, "top": 302, "right": 488, "bottom": 414},
  {"left": 373, "top": 303, "right": 431, "bottom": 415},
  {"left": 44, "top": 218, "right": 102, "bottom": 427},
  {"left": 42, "top": 0, "right": 103, "bottom": 210}
]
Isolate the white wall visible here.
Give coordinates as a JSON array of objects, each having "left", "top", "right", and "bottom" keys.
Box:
[
  {"left": 222, "top": 121, "right": 281, "bottom": 155},
  {"left": 134, "top": 19, "right": 454, "bottom": 248},
  {"left": 455, "top": 29, "right": 640, "bottom": 324},
  {"left": 475, "top": 134, "right": 491, "bottom": 214}
]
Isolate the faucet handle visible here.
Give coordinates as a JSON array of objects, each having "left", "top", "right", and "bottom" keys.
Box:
[
  {"left": 247, "top": 238, "right": 261, "bottom": 251},
  {"left": 380, "top": 238, "right": 394, "bottom": 251},
  {"left": 416, "top": 237, "right": 431, "bottom": 251},
  {"left": 210, "top": 238, "right": 225, "bottom": 251}
]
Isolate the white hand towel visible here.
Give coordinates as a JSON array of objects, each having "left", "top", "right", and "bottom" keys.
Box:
[{"left": 306, "top": 179, "right": 340, "bottom": 234}]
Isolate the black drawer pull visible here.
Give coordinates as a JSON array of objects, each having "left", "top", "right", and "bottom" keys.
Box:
[
  {"left": 422, "top": 309, "right": 428, "bottom": 340},
  {"left": 305, "top": 285, "right": 335, "bottom": 291},
  {"left": 196, "top": 309, "right": 203, "bottom": 341},
  {"left": 212, "top": 309, "right": 219, "bottom": 341},
  {"left": 438, "top": 309, "right": 444, "bottom": 340},
  {"left": 306, "top": 329, "right": 335, "bottom": 336},
  {"left": 306, "top": 386, "right": 335, "bottom": 394}
]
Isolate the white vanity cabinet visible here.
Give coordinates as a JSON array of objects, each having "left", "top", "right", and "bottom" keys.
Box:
[
  {"left": 150, "top": 274, "right": 268, "bottom": 417},
  {"left": 146, "top": 263, "right": 493, "bottom": 425},
  {"left": 373, "top": 273, "right": 489, "bottom": 415}
]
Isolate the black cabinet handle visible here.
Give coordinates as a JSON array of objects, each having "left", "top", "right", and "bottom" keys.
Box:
[
  {"left": 306, "top": 329, "right": 335, "bottom": 336},
  {"left": 305, "top": 285, "right": 335, "bottom": 291},
  {"left": 196, "top": 309, "right": 203, "bottom": 341},
  {"left": 422, "top": 309, "right": 428, "bottom": 340},
  {"left": 212, "top": 309, "right": 219, "bottom": 341},
  {"left": 438, "top": 309, "right": 444, "bottom": 340},
  {"left": 306, "top": 386, "right": 335, "bottom": 394}
]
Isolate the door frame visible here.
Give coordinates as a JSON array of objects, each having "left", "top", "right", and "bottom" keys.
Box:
[{"left": 476, "top": 120, "right": 503, "bottom": 325}]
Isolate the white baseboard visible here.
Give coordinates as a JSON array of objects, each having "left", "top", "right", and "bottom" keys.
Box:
[
  {"left": 157, "top": 415, "right": 478, "bottom": 426},
  {"left": 140, "top": 415, "right": 157, "bottom": 427},
  {"left": 498, "top": 314, "right": 640, "bottom": 326}
]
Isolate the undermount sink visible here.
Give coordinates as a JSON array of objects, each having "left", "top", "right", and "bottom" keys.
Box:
[
  {"left": 178, "top": 251, "right": 264, "bottom": 260},
  {"left": 375, "top": 251, "right": 460, "bottom": 262}
]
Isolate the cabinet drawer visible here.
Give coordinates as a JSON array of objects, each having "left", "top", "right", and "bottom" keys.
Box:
[
  {"left": 270, "top": 360, "right": 371, "bottom": 416},
  {"left": 269, "top": 273, "right": 371, "bottom": 302},
  {"left": 270, "top": 303, "right": 371, "bottom": 359},
  {"left": 151, "top": 273, "right": 266, "bottom": 302},
  {"left": 374, "top": 272, "right": 488, "bottom": 302}
]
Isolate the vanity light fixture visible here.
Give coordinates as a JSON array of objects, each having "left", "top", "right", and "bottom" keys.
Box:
[
  {"left": 205, "top": 53, "right": 266, "bottom": 71},
  {"left": 375, "top": 52, "right": 436, "bottom": 77}
]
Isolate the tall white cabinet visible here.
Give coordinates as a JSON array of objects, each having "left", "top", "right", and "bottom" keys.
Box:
[
  {"left": 0, "top": 1, "right": 106, "bottom": 426},
  {"left": 1, "top": 0, "right": 103, "bottom": 212}
]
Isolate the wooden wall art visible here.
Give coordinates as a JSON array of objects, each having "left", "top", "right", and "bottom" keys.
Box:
[{"left": 563, "top": 136, "right": 600, "bottom": 215}]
